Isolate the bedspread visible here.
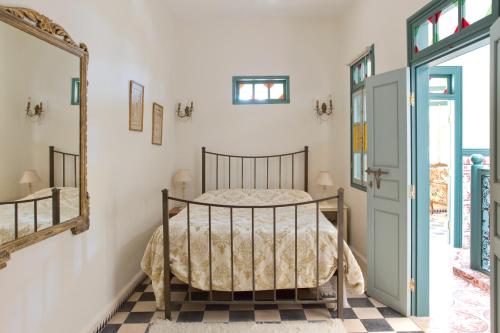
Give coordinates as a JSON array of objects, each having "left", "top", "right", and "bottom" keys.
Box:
[{"left": 141, "top": 189, "right": 364, "bottom": 309}]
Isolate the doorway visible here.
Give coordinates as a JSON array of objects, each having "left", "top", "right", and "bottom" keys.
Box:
[{"left": 415, "top": 42, "right": 491, "bottom": 332}]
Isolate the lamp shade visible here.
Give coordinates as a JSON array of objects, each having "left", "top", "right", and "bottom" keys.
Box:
[
  {"left": 19, "top": 169, "right": 41, "bottom": 184},
  {"left": 173, "top": 169, "right": 192, "bottom": 183},
  {"left": 316, "top": 171, "right": 333, "bottom": 187}
]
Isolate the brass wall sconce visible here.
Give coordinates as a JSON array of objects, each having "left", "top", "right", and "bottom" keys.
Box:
[
  {"left": 25, "top": 98, "right": 44, "bottom": 119},
  {"left": 177, "top": 102, "right": 194, "bottom": 119},
  {"left": 315, "top": 96, "right": 333, "bottom": 120}
]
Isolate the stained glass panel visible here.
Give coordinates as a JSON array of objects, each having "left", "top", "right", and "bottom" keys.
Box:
[
  {"left": 350, "top": 48, "right": 373, "bottom": 190},
  {"left": 363, "top": 152, "right": 368, "bottom": 182},
  {"left": 429, "top": 76, "right": 451, "bottom": 94},
  {"left": 353, "top": 66, "right": 359, "bottom": 85},
  {"left": 359, "top": 62, "right": 366, "bottom": 83},
  {"left": 353, "top": 154, "right": 362, "bottom": 181},
  {"left": 238, "top": 84, "right": 253, "bottom": 101},
  {"left": 436, "top": 1, "right": 459, "bottom": 41},
  {"left": 352, "top": 90, "right": 362, "bottom": 123},
  {"left": 366, "top": 58, "right": 373, "bottom": 78},
  {"left": 254, "top": 84, "right": 268, "bottom": 100},
  {"left": 463, "top": 0, "right": 492, "bottom": 27},
  {"left": 415, "top": 18, "right": 433, "bottom": 53},
  {"left": 270, "top": 83, "right": 284, "bottom": 100}
]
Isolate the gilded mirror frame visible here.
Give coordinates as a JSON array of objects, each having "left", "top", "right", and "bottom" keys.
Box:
[{"left": 0, "top": 6, "right": 89, "bottom": 269}]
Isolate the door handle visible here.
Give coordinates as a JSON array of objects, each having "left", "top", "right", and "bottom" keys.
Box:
[{"left": 365, "top": 168, "right": 389, "bottom": 189}]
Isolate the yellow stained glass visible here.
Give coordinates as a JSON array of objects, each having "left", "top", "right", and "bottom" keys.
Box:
[
  {"left": 363, "top": 123, "right": 368, "bottom": 153},
  {"left": 353, "top": 123, "right": 364, "bottom": 153}
]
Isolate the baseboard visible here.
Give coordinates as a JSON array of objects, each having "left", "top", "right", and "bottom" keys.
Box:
[
  {"left": 80, "top": 270, "right": 146, "bottom": 333},
  {"left": 350, "top": 247, "right": 368, "bottom": 283}
]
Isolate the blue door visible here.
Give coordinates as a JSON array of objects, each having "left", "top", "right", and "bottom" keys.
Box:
[{"left": 366, "top": 68, "right": 411, "bottom": 316}]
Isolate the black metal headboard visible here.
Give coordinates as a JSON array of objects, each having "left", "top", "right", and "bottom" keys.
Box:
[
  {"left": 49, "top": 146, "right": 80, "bottom": 187},
  {"left": 201, "top": 146, "right": 309, "bottom": 193}
]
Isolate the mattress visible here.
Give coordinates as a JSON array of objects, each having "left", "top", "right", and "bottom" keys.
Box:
[
  {"left": 141, "top": 189, "right": 364, "bottom": 309},
  {"left": 0, "top": 187, "right": 80, "bottom": 244}
]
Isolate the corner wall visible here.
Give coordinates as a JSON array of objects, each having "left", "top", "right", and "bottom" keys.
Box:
[{"left": 0, "top": 1, "right": 177, "bottom": 332}]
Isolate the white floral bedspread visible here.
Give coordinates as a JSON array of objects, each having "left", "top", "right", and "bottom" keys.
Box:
[
  {"left": 0, "top": 187, "right": 79, "bottom": 244},
  {"left": 141, "top": 189, "right": 364, "bottom": 309}
]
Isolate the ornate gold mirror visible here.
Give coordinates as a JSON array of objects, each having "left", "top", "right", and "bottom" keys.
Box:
[{"left": 0, "top": 6, "right": 89, "bottom": 269}]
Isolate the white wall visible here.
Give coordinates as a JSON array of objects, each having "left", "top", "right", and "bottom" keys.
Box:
[
  {"left": 0, "top": 22, "right": 35, "bottom": 200},
  {"left": 0, "top": 21, "right": 80, "bottom": 201},
  {"left": 0, "top": 1, "right": 177, "bottom": 333},
  {"left": 173, "top": 18, "right": 340, "bottom": 201},
  {"left": 440, "top": 44, "right": 490, "bottom": 149},
  {"left": 333, "top": 0, "right": 430, "bottom": 266}
]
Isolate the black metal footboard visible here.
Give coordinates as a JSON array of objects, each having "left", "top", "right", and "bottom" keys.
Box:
[{"left": 161, "top": 188, "right": 345, "bottom": 320}]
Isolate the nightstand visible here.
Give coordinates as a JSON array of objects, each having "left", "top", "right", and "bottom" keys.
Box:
[
  {"left": 168, "top": 206, "right": 183, "bottom": 218},
  {"left": 319, "top": 200, "right": 350, "bottom": 244}
]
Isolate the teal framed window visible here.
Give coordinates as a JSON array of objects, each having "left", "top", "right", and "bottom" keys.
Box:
[
  {"left": 350, "top": 46, "right": 375, "bottom": 191},
  {"left": 232, "top": 76, "right": 290, "bottom": 105},
  {"left": 408, "top": 0, "right": 499, "bottom": 64},
  {"left": 71, "top": 78, "right": 80, "bottom": 106}
]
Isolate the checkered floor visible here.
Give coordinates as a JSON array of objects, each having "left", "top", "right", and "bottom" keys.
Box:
[{"left": 100, "top": 278, "right": 424, "bottom": 333}]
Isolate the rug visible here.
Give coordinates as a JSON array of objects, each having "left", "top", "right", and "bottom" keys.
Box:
[{"left": 149, "top": 319, "right": 346, "bottom": 333}]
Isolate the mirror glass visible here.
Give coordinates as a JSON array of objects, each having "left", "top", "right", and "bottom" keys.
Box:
[{"left": 0, "top": 21, "right": 80, "bottom": 245}]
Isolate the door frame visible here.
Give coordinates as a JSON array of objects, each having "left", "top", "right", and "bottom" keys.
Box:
[
  {"left": 413, "top": 65, "right": 463, "bottom": 316},
  {"left": 428, "top": 66, "right": 464, "bottom": 248},
  {"left": 407, "top": 1, "right": 500, "bottom": 317},
  {"left": 411, "top": 38, "right": 489, "bottom": 317}
]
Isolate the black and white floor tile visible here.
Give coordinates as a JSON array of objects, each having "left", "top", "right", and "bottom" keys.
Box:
[{"left": 99, "top": 278, "right": 424, "bottom": 333}]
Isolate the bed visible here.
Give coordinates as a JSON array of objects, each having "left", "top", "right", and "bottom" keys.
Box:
[
  {"left": 0, "top": 187, "right": 79, "bottom": 244},
  {"left": 0, "top": 146, "right": 80, "bottom": 245},
  {"left": 141, "top": 147, "right": 364, "bottom": 321}
]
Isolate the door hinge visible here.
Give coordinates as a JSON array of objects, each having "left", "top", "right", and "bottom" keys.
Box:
[
  {"left": 408, "top": 278, "right": 416, "bottom": 292},
  {"left": 408, "top": 92, "right": 415, "bottom": 107},
  {"left": 408, "top": 185, "right": 416, "bottom": 199}
]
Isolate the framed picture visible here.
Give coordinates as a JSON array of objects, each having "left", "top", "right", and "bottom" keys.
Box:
[
  {"left": 129, "top": 80, "right": 144, "bottom": 131},
  {"left": 152, "top": 103, "right": 164, "bottom": 145}
]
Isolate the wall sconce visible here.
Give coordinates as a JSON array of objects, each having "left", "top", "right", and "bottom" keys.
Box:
[
  {"left": 25, "top": 98, "right": 44, "bottom": 119},
  {"left": 177, "top": 102, "right": 194, "bottom": 119},
  {"left": 315, "top": 96, "right": 333, "bottom": 120}
]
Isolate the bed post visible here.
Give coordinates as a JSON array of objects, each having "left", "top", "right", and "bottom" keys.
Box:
[
  {"left": 304, "top": 146, "right": 309, "bottom": 192},
  {"left": 49, "top": 146, "right": 55, "bottom": 187},
  {"left": 202, "top": 147, "right": 206, "bottom": 194},
  {"left": 162, "top": 189, "right": 171, "bottom": 320},
  {"left": 337, "top": 187, "right": 345, "bottom": 320},
  {"left": 51, "top": 188, "right": 60, "bottom": 225}
]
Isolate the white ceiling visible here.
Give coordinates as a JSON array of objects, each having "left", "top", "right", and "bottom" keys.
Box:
[{"left": 166, "top": 0, "right": 354, "bottom": 20}]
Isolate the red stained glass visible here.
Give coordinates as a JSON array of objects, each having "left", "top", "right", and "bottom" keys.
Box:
[{"left": 462, "top": 18, "right": 470, "bottom": 29}]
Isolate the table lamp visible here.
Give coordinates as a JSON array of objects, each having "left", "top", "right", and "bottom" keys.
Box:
[
  {"left": 173, "top": 169, "right": 192, "bottom": 200},
  {"left": 20, "top": 169, "right": 41, "bottom": 194},
  {"left": 316, "top": 171, "right": 333, "bottom": 195}
]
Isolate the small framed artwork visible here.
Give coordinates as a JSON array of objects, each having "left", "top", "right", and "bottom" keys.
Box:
[
  {"left": 152, "top": 103, "right": 164, "bottom": 145},
  {"left": 71, "top": 78, "right": 80, "bottom": 105},
  {"left": 129, "top": 80, "right": 144, "bottom": 131}
]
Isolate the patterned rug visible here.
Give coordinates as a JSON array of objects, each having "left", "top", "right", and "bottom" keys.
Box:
[{"left": 149, "top": 320, "right": 346, "bottom": 333}]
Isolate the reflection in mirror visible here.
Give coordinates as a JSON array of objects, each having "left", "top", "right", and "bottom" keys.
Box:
[{"left": 0, "top": 20, "right": 80, "bottom": 245}]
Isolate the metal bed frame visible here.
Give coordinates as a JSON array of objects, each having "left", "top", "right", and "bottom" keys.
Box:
[
  {"left": 162, "top": 146, "right": 345, "bottom": 320},
  {"left": 49, "top": 145, "right": 79, "bottom": 188},
  {"left": 0, "top": 146, "right": 79, "bottom": 243}
]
